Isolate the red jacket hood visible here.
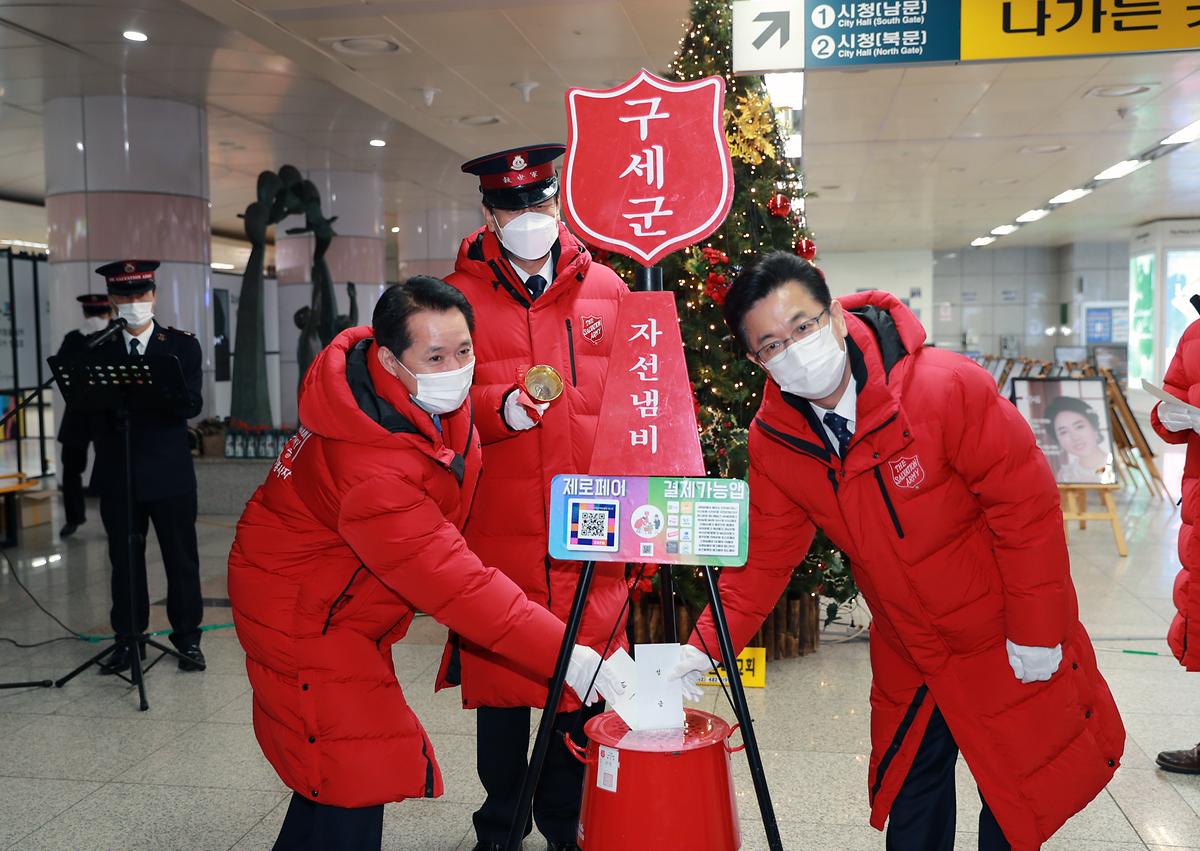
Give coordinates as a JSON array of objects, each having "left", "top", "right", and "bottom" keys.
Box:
[
  {"left": 837, "top": 290, "right": 927, "bottom": 352},
  {"left": 297, "top": 326, "right": 457, "bottom": 452},
  {"left": 452, "top": 222, "right": 594, "bottom": 305}
]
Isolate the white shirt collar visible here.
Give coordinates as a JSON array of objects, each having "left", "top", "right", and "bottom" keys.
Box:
[
  {"left": 811, "top": 373, "right": 858, "bottom": 431},
  {"left": 510, "top": 256, "right": 554, "bottom": 288},
  {"left": 122, "top": 321, "right": 155, "bottom": 353}
]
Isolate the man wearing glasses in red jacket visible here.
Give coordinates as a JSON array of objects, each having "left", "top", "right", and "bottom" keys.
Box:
[{"left": 672, "top": 251, "right": 1124, "bottom": 851}]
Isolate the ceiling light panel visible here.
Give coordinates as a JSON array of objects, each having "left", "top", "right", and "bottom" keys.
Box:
[
  {"left": 1094, "top": 159, "right": 1148, "bottom": 180},
  {"left": 1048, "top": 188, "right": 1092, "bottom": 205}
]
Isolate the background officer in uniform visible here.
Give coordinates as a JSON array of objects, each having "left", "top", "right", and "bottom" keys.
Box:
[
  {"left": 55, "top": 293, "right": 112, "bottom": 537},
  {"left": 89, "top": 260, "right": 205, "bottom": 674}
]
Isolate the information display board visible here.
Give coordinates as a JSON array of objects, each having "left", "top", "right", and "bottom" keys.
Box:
[{"left": 548, "top": 474, "right": 749, "bottom": 567}]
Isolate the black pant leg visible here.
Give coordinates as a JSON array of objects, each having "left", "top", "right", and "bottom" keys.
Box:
[
  {"left": 533, "top": 701, "right": 605, "bottom": 843},
  {"left": 272, "top": 791, "right": 384, "bottom": 851},
  {"left": 473, "top": 705, "right": 533, "bottom": 843},
  {"left": 146, "top": 490, "right": 203, "bottom": 648},
  {"left": 101, "top": 495, "right": 151, "bottom": 638},
  {"left": 886, "top": 706, "right": 958, "bottom": 851},
  {"left": 60, "top": 442, "right": 88, "bottom": 525},
  {"left": 978, "top": 790, "right": 1012, "bottom": 851}
]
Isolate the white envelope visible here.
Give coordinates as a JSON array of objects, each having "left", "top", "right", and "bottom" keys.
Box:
[{"left": 605, "top": 644, "right": 685, "bottom": 731}]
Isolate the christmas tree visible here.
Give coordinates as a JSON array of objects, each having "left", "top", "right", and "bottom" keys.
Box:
[{"left": 606, "top": 0, "right": 857, "bottom": 627}]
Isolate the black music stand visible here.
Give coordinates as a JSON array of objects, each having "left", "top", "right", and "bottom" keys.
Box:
[{"left": 46, "top": 354, "right": 204, "bottom": 710}]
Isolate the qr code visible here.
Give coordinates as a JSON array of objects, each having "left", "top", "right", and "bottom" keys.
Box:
[
  {"left": 566, "top": 499, "right": 619, "bottom": 552},
  {"left": 579, "top": 510, "right": 609, "bottom": 540},
  {"left": 640, "top": 542, "right": 654, "bottom": 557}
]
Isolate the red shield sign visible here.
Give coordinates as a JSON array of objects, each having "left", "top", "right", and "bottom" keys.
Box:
[{"left": 564, "top": 69, "right": 733, "bottom": 266}]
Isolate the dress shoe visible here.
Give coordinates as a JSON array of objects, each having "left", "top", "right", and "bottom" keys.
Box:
[
  {"left": 98, "top": 643, "right": 146, "bottom": 675},
  {"left": 59, "top": 522, "right": 80, "bottom": 538},
  {"left": 176, "top": 644, "right": 206, "bottom": 672},
  {"left": 1157, "top": 743, "right": 1200, "bottom": 774},
  {"left": 546, "top": 844, "right": 581, "bottom": 851}
]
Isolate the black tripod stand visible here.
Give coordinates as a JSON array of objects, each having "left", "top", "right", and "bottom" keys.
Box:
[{"left": 46, "top": 354, "right": 203, "bottom": 710}]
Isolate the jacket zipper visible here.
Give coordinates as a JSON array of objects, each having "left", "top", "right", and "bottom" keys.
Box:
[
  {"left": 322, "top": 565, "right": 365, "bottom": 635},
  {"left": 870, "top": 684, "right": 927, "bottom": 804},
  {"left": 545, "top": 555, "right": 554, "bottom": 608},
  {"left": 872, "top": 467, "right": 906, "bottom": 539},
  {"left": 421, "top": 738, "right": 435, "bottom": 797},
  {"left": 564, "top": 319, "right": 578, "bottom": 385}
]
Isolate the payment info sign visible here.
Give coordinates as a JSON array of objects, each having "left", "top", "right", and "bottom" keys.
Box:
[{"left": 548, "top": 475, "right": 749, "bottom": 567}]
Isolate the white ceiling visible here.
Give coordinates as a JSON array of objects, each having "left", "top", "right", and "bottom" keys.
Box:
[
  {"left": 0, "top": 0, "right": 1195, "bottom": 256},
  {"left": 803, "top": 53, "right": 1200, "bottom": 252}
]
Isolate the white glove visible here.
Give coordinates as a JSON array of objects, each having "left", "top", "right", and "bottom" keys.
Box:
[
  {"left": 503, "top": 389, "right": 549, "bottom": 431},
  {"left": 668, "top": 644, "right": 715, "bottom": 703},
  {"left": 1158, "top": 401, "right": 1200, "bottom": 434},
  {"left": 564, "top": 645, "right": 627, "bottom": 707},
  {"left": 1005, "top": 639, "right": 1063, "bottom": 684}
]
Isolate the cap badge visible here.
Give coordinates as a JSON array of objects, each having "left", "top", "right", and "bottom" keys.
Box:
[
  {"left": 124, "top": 262, "right": 135, "bottom": 274},
  {"left": 510, "top": 154, "right": 527, "bottom": 170}
]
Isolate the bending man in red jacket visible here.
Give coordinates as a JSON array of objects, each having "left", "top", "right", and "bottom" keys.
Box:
[
  {"left": 1148, "top": 315, "right": 1200, "bottom": 773},
  {"left": 228, "top": 278, "right": 622, "bottom": 851},
  {"left": 441, "top": 144, "right": 629, "bottom": 851},
  {"left": 671, "top": 252, "right": 1124, "bottom": 851}
]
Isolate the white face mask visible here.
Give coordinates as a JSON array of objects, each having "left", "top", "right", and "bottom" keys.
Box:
[
  {"left": 399, "top": 358, "right": 475, "bottom": 415},
  {"left": 116, "top": 301, "right": 154, "bottom": 328},
  {"left": 763, "top": 320, "right": 848, "bottom": 400},
  {"left": 495, "top": 211, "right": 559, "bottom": 261},
  {"left": 82, "top": 315, "right": 109, "bottom": 334}
]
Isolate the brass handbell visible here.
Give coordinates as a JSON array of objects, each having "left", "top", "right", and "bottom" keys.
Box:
[{"left": 524, "top": 365, "right": 564, "bottom": 403}]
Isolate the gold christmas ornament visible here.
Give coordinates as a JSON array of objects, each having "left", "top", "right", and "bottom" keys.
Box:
[{"left": 725, "top": 93, "right": 777, "bottom": 166}]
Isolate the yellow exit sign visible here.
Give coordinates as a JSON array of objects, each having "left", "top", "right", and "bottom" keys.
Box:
[
  {"left": 962, "top": 0, "right": 1200, "bottom": 61},
  {"left": 698, "top": 646, "right": 766, "bottom": 689}
]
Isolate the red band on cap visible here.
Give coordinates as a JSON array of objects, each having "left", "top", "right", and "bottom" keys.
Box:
[
  {"left": 479, "top": 166, "right": 554, "bottom": 190},
  {"left": 106, "top": 271, "right": 156, "bottom": 283}
]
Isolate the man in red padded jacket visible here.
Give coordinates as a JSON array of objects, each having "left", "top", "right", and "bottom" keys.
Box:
[
  {"left": 671, "top": 252, "right": 1123, "bottom": 851},
  {"left": 228, "top": 278, "right": 622, "bottom": 851},
  {"left": 441, "top": 145, "right": 629, "bottom": 851}
]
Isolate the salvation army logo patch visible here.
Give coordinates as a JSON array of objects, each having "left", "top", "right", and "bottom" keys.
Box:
[
  {"left": 581, "top": 314, "right": 604, "bottom": 345},
  {"left": 889, "top": 455, "right": 925, "bottom": 489}
]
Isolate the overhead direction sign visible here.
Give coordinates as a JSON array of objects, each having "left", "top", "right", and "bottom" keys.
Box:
[
  {"left": 961, "top": 1, "right": 1200, "bottom": 61},
  {"left": 804, "top": 1, "right": 961, "bottom": 68},
  {"left": 733, "top": 0, "right": 806, "bottom": 74},
  {"left": 732, "top": 0, "right": 1200, "bottom": 74}
]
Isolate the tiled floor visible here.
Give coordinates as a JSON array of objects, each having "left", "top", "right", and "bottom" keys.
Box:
[{"left": 1, "top": 462, "right": 1199, "bottom": 849}]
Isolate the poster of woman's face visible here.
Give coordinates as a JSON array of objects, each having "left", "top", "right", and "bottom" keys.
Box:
[{"left": 1011, "top": 378, "right": 1117, "bottom": 485}]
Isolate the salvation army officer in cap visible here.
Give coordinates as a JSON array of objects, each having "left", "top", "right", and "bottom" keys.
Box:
[
  {"left": 88, "top": 259, "right": 206, "bottom": 675},
  {"left": 441, "top": 145, "right": 630, "bottom": 851}
]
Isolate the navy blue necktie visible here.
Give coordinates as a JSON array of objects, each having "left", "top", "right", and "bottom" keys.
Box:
[
  {"left": 129, "top": 338, "right": 141, "bottom": 357},
  {"left": 526, "top": 274, "right": 547, "bottom": 300},
  {"left": 823, "top": 411, "right": 853, "bottom": 458},
  {"left": 431, "top": 414, "right": 442, "bottom": 435}
]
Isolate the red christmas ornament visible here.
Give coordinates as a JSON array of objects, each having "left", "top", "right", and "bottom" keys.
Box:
[
  {"left": 702, "top": 246, "right": 730, "bottom": 266},
  {"left": 795, "top": 237, "right": 817, "bottom": 261},
  {"left": 704, "top": 272, "right": 731, "bottom": 305},
  {"left": 767, "top": 193, "right": 791, "bottom": 218}
]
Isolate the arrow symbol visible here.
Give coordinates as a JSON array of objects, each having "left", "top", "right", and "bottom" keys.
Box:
[{"left": 752, "top": 11, "right": 790, "bottom": 50}]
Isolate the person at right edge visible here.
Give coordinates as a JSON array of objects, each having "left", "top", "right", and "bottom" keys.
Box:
[
  {"left": 442, "top": 144, "right": 628, "bottom": 851},
  {"left": 669, "top": 251, "right": 1124, "bottom": 851},
  {"left": 1147, "top": 307, "right": 1200, "bottom": 774}
]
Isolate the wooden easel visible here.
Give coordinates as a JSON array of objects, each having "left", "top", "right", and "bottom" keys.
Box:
[
  {"left": 1059, "top": 484, "right": 1127, "bottom": 557},
  {"left": 1100, "top": 367, "right": 1171, "bottom": 499}
]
